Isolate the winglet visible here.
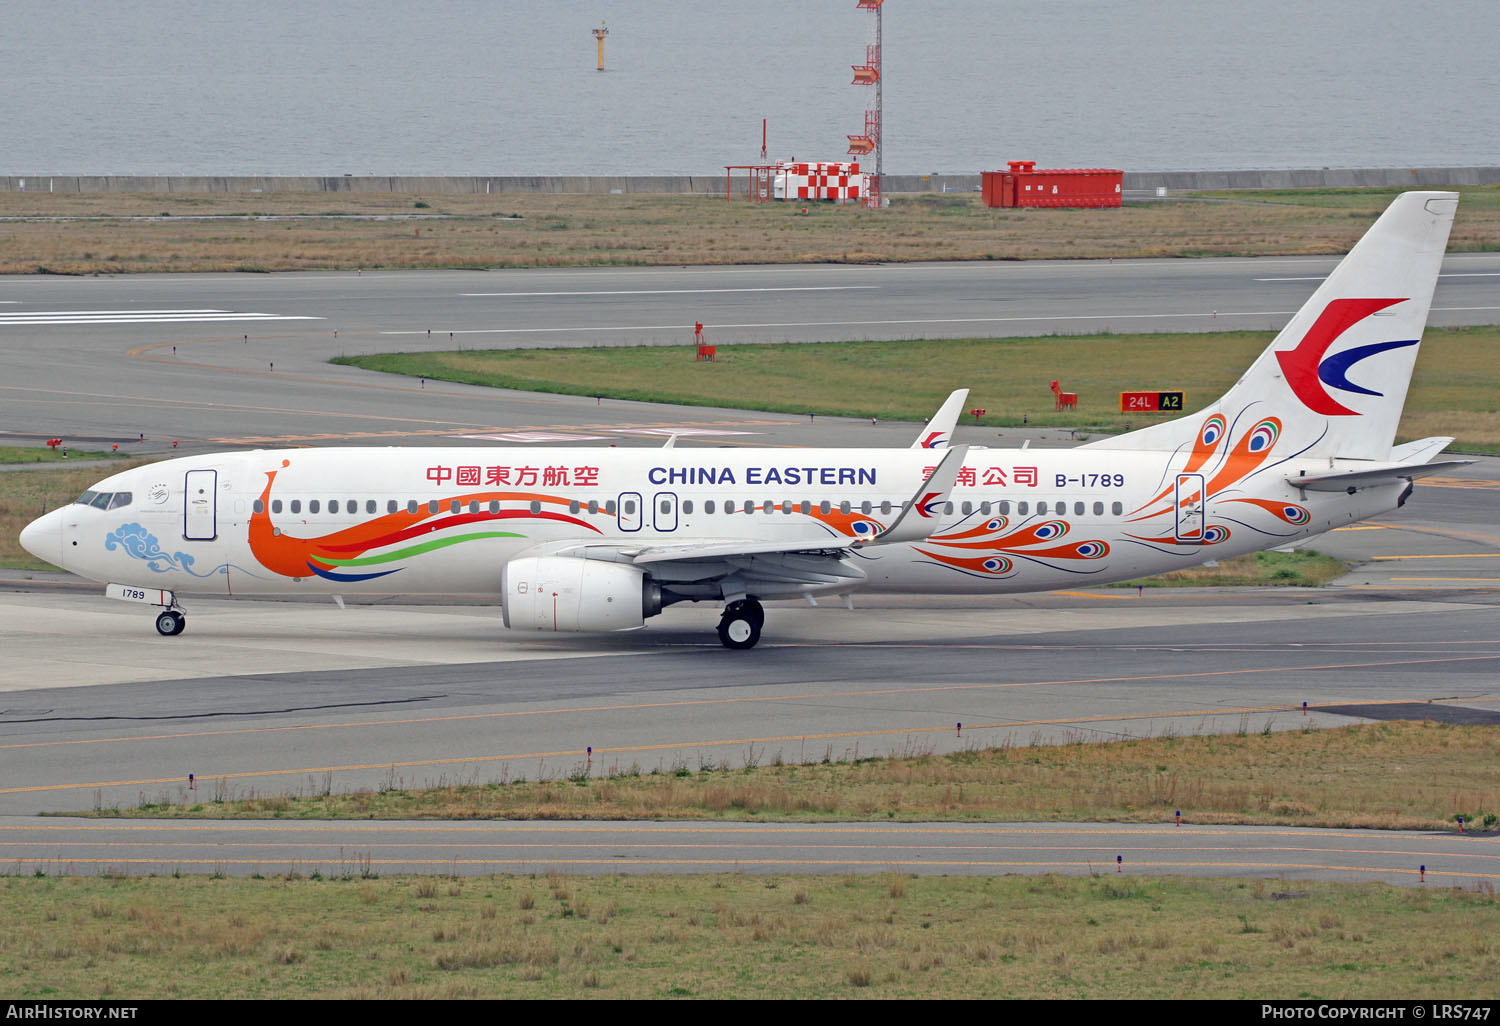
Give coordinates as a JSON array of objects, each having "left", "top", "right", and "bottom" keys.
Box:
[
  {"left": 858, "top": 445, "right": 969, "bottom": 546},
  {"left": 912, "top": 389, "right": 969, "bottom": 449}
]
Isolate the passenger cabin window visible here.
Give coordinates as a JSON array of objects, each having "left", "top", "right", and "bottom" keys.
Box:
[
  {"left": 1112, "top": 501, "right": 1123, "bottom": 515},
  {"left": 704, "top": 500, "right": 715, "bottom": 514},
  {"left": 387, "top": 500, "right": 397, "bottom": 514},
  {"left": 428, "top": 500, "right": 440, "bottom": 514},
  {"left": 290, "top": 500, "right": 302, "bottom": 514},
  {"left": 407, "top": 500, "right": 419, "bottom": 515},
  {"left": 587, "top": 500, "right": 599, "bottom": 515},
  {"left": 529, "top": 500, "right": 541, "bottom": 514},
  {"left": 605, "top": 500, "right": 617, "bottom": 515},
  {"left": 1093, "top": 501, "right": 1104, "bottom": 515},
  {"left": 1017, "top": 501, "right": 1028, "bottom": 515},
  {"left": 623, "top": 499, "right": 636, "bottom": 515},
  {"left": 683, "top": 500, "right": 694, "bottom": 514},
  {"left": 1075, "top": 502, "right": 1086, "bottom": 516},
  {"left": 253, "top": 499, "right": 265, "bottom": 514},
  {"left": 309, "top": 500, "right": 320, "bottom": 514},
  {"left": 272, "top": 499, "right": 283, "bottom": 514}
]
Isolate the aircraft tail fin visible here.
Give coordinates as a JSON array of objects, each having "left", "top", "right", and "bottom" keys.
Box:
[{"left": 1088, "top": 192, "right": 1458, "bottom": 462}]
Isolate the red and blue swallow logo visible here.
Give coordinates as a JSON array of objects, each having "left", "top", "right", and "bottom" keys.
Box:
[
  {"left": 1274, "top": 298, "right": 1418, "bottom": 416},
  {"left": 917, "top": 492, "right": 944, "bottom": 518},
  {"left": 919, "top": 431, "right": 948, "bottom": 449}
]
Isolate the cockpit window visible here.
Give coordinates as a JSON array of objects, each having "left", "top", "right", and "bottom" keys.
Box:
[{"left": 76, "top": 489, "right": 133, "bottom": 510}]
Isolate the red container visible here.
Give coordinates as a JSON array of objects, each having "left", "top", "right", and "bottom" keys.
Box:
[{"left": 982, "top": 161, "right": 1122, "bottom": 208}]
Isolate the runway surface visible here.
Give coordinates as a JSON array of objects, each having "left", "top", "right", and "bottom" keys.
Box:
[
  {"left": 2, "top": 819, "right": 1494, "bottom": 885},
  {"left": 2, "top": 257, "right": 1497, "bottom": 878},
  {"left": 2, "top": 256, "right": 1499, "bottom": 450}
]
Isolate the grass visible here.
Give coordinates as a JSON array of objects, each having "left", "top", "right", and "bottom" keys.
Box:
[
  {"left": 2, "top": 186, "right": 1497, "bottom": 274},
  {"left": 78, "top": 722, "right": 1500, "bottom": 833},
  {"left": 1, "top": 872, "right": 1495, "bottom": 999},
  {"left": 0, "top": 457, "right": 152, "bottom": 569},
  {"left": 1113, "top": 549, "right": 1349, "bottom": 588},
  {"left": 0, "top": 445, "right": 127, "bottom": 465},
  {"left": 333, "top": 324, "right": 1500, "bottom": 452}
]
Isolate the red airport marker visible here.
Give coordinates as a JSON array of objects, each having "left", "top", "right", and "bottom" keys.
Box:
[
  {"left": 1116, "top": 855, "right": 1123, "bottom": 873},
  {"left": 1458, "top": 816, "right": 1465, "bottom": 834},
  {"left": 1175, "top": 810, "right": 1181, "bottom": 827},
  {"left": 188, "top": 773, "right": 195, "bottom": 791},
  {"left": 1420, "top": 864, "right": 1426, "bottom": 882},
  {"left": 956, "top": 722, "right": 962, "bottom": 738}
]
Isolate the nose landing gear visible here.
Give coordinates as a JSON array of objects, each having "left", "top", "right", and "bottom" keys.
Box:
[
  {"left": 154, "top": 609, "right": 186, "bottom": 636},
  {"left": 717, "top": 598, "right": 764, "bottom": 650}
]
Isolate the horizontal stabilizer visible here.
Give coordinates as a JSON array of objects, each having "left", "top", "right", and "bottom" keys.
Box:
[
  {"left": 1389, "top": 436, "right": 1455, "bottom": 465},
  {"left": 1287, "top": 459, "right": 1473, "bottom": 492}
]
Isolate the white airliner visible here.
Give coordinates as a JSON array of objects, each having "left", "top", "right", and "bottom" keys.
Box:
[{"left": 20, "top": 192, "right": 1468, "bottom": 649}]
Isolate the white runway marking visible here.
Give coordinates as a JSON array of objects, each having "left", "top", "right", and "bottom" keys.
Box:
[
  {"left": 457, "top": 432, "right": 611, "bottom": 443},
  {"left": 622, "top": 428, "right": 757, "bottom": 437},
  {"left": 0, "top": 308, "right": 319, "bottom": 327},
  {"left": 380, "top": 305, "right": 1500, "bottom": 337},
  {"left": 1255, "top": 272, "right": 1500, "bottom": 282},
  {"left": 383, "top": 310, "right": 1302, "bottom": 336},
  {"left": 461, "top": 286, "right": 880, "bottom": 297}
]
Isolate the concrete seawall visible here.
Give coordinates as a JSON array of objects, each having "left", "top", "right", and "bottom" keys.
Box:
[{"left": 1, "top": 168, "right": 1497, "bottom": 195}]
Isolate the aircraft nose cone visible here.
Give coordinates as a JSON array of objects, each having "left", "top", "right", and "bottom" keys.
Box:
[{"left": 19, "top": 509, "right": 63, "bottom": 568}]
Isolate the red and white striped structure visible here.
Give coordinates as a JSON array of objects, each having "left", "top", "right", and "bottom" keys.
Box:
[{"left": 774, "top": 161, "right": 867, "bottom": 202}]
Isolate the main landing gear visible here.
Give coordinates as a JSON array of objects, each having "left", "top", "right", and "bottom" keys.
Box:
[
  {"left": 154, "top": 609, "right": 186, "bottom": 637},
  {"left": 717, "top": 598, "right": 764, "bottom": 650}
]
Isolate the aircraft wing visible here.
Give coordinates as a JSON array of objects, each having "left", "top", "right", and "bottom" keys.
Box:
[
  {"left": 549, "top": 447, "right": 970, "bottom": 568},
  {"left": 857, "top": 445, "right": 969, "bottom": 545}
]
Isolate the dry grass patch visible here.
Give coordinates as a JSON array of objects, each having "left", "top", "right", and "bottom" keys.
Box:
[
  {"left": 87, "top": 721, "right": 1500, "bottom": 832},
  {"left": 0, "top": 457, "right": 153, "bottom": 569},
  {"left": 3, "top": 187, "right": 1497, "bottom": 275}
]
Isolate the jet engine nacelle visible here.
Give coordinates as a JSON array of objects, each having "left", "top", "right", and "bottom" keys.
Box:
[{"left": 501, "top": 556, "right": 661, "bottom": 633}]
